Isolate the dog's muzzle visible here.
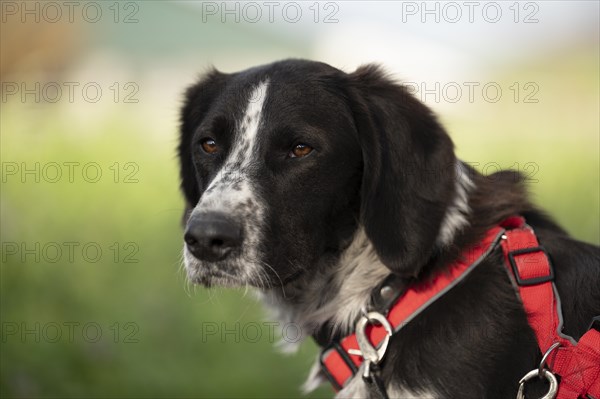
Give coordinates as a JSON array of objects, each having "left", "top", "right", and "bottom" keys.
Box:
[{"left": 184, "top": 212, "right": 242, "bottom": 262}]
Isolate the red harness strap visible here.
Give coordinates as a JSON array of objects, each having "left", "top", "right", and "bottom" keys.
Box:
[
  {"left": 319, "top": 217, "right": 600, "bottom": 398},
  {"left": 500, "top": 216, "right": 600, "bottom": 399}
]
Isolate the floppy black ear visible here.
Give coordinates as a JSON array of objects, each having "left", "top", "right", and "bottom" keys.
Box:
[
  {"left": 178, "top": 69, "right": 228, "bottom": 224},
  {"left": 348, "top": 65, "right": 456, "bottom": 277}
]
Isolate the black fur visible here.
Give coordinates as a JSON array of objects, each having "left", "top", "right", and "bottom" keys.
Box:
[
  {"left": 178, "top": 59, "right": 600, "bottom": 398},
  {"left": 347, "top": 65, "right": 457, "bottom": 277}
]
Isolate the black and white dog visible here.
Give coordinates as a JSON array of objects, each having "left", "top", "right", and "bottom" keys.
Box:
[{"left": 178, "top": 59, "right": 600, "bottom": 398}]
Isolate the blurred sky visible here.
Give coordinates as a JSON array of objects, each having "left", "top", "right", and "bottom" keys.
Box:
[{"left": 3, "top": 1, "right": 599, "bottom": 120}]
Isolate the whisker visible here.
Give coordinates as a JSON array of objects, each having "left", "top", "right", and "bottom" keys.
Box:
[{"left": 177, "top": 249, "right": 194, "bottom": 298}]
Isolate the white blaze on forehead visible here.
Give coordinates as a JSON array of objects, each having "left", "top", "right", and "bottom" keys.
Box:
[
  {"left": 196, "top": 80, "right": 270, "bottom": 211},
  {"left": 234, "top": 80, "right": 269, "bottom": 168}
]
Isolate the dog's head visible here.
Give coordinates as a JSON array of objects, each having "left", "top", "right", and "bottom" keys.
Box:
[{"left": 179, "top": 59, "right": 456, "bottom": 288}]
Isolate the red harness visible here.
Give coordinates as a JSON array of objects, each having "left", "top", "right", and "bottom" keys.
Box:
[{"left": 320, "top": 216, "right": 600, "bottom": 398}]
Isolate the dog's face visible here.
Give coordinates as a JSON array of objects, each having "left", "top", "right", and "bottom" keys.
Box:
[{"left": 179, "top": 60, "right": 456, "bottom": 288}]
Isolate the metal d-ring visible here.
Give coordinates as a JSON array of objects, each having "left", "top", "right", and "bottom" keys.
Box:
[
  {"left": 516, "top": 369, "right": 558, "bottom": 399},
  {"left": 538, "top": 342, "right": 561, "bottom": 376}
]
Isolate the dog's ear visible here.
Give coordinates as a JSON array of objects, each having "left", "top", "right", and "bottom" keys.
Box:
[
  {"left": 348, "top": 65, "right": 456, "bottom": 277},
  {"left": 178, "top": 69, "right": 228, "bottom": 224}
]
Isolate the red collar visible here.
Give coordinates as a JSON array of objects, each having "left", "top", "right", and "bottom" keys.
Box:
[{"left": 319, "top": 216, "right": 600, "bottom": 398}]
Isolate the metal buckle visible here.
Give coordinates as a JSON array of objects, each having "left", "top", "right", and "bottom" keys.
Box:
[
  {"left": 516, "top": 369, "right": 558, "bottom": 399},
  {"left": 347, "top": 311, "right": 393, "bottom": 380},
  {"left": 508, "top": 246, "right": 554, "bottom": 286}
]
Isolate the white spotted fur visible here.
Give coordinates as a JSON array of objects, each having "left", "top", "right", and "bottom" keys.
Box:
[{"left": 184, "top": 81, "right": 270, "bottom": 286}]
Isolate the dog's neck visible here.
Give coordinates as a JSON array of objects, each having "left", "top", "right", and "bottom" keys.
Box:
[
  {"left": 261, "top": 227, "right": 390, "bottom": 350},
  {"left": 260, "top": 162, "right": 476, "bottom": 352}
]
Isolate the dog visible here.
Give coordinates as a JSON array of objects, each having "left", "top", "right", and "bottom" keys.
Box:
[{"left": 177, "top": 59, "right": 600, "bottom": 398}]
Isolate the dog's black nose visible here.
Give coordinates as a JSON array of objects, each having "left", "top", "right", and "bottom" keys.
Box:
[{"left": 184, "top": 212, "right": 242, "bottom": 262}]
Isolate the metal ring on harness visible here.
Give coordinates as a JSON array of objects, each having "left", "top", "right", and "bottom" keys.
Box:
[
  {"left": 538, "top": 342, "right": 561, "bottom": 377},
  {"left": 516, "top": 369, "right": 558, "bottom": 399}
]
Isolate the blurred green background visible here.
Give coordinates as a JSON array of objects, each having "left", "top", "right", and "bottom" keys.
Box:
[{"left": 1, "top": 1, "right": 598, "bottom": 398}]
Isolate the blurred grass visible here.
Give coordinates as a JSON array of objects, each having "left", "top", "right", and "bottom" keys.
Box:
[{"left": 1, "top": 48, "right": 598, "bottom": 398}]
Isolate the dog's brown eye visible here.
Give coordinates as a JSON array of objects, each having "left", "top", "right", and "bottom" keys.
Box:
[
  {"left": 289, "top": 144, "right": 313, "bottom": 158},
  {"left": 201, "top": 138, "right": 219, "bottom": 154}
]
